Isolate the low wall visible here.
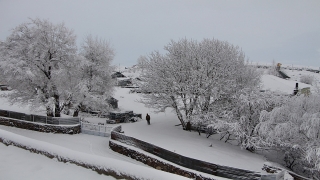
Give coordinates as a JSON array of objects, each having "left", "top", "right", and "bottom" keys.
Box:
[
  {"left": 110, "top": 131, "right": 261, "bottom": 180},
  {"left": 0, "top": 109, "right": 80, "bottom": 125},
  {"left": 109, "top": 140, "right": 214, "bottom": 180},
  {"left": 0, "top": 117, "right": 80, "bottom": 134},
  {"left": 0, "top": 133, "right": 139, "bottom": 180}
]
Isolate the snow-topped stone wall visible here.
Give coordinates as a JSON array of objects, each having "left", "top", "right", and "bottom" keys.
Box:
[
  {"left": 0, "top": 117, "right": 80, "bottom": 134},
  {"left": 110, "top": 131, "right": 262, "bottom": 180}
]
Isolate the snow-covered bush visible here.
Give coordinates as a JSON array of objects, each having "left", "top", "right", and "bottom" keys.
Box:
[
  {"left": 207, "top": 90, "right": 286, "bottom": 151},
  {"left": 267, "top": 60, "right": 279, "bottom": 77},
  {"left": 256, "top": 94, "right": 320, "bottom": 179},
  {"left": 190, "top": 112, "right": 218, "bottom": 137},
  {"left": 190, "top": 90, "right": 287, "bottom": 152},
  {"left": 300, "top": 75, "right": 314, "bottom": 85}
]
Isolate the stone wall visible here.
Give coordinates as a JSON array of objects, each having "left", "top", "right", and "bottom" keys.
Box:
[
  {"left": 0, "top": 137, "right": 135, "bottom": 180},
  {"left": 109, "top": 140, "right": 215, "bottom": 180},
  {"left": 0, "top": 117, "right": 80, "bottom": 134},
  {"left": 110, "top": 131, "right": 262, "bottom": 180}
]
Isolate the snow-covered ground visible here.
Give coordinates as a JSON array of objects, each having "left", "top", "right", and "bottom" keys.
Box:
[
  {"left": 0, "top": 129, "right": 190, "bottom": 180},
  {"left": 0, "top": 143, "right": 117, "bottom": 180},
  {"left": 260, "top": 74, "right": 311, "bottom": 94},
  {"left": 114, "top": 87, "right": 269, "bottom": 173},
  {"left": 284, "top": 69, "right": 320, "bottom": 84},
  {"left": 1, "top": 67, "right": 319, "bottom": 179}
]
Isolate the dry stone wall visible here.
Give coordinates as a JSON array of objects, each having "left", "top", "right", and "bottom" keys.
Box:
[
  {"left": 0, "top": 117, "right": 80, "bottom": 134},
  {"left": 109, "top": 140, "right": 215, "bottom": 180},
  {"left": 110, "top": 131, "right": 262, "bottom": 180}
]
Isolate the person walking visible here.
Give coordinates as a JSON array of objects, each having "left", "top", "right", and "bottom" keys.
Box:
[{"left": 146, "top": 113, "right": 150, "bottom": 125}]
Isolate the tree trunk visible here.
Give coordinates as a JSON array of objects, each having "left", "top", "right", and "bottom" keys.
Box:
[
  {"left": 170, "top": 96, "right": 186, "bottom": 129},
  {"left": 73, "top": 110, "right": 79, "bottom": 117},
  {"left": 54, "top": 93, "right": 61, "bottom": 117},
  {"left": 73, "top": 103, "right": 82, "bottom": 117},
  {"left": 202, "top": 95, "right": 211, "bottom": 112},
  {"left": 46, "top": 106, "right": 54, "bottom": 117}
]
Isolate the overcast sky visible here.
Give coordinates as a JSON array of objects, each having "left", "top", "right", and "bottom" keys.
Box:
[{"left": 1, "top": 0, "right": 319, "bottom": 67}]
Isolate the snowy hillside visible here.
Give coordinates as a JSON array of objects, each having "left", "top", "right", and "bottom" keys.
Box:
[
  {"left": 260, "top": 74, "right": 311, "bottom": 94},
  {"left": 1, "top": 65, "right": 319, "bottom": 179},
  {"left": 119, "top": 65, "right": 319, "bottom": 95}
]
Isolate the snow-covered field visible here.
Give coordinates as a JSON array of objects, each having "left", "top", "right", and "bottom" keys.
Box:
[
  {"left": 1, "top": 67, "right": 319, "bottom": 179},
  {"left": 0, "top": 143, "right": 117, "bottom": 180},
  {"left": 260, "top": 74, "right": 311, "bottom": 94}
]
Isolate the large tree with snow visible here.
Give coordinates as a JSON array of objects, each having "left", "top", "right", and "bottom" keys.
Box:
[
  {"left": 138, "top": 38, "right": 260, "bottom": 129},
  {"left": 0, "top": 18, "right": 77, "bottom": 117},
  {"left": 71, "top": 35, "right": 115, "bottom": 117}
]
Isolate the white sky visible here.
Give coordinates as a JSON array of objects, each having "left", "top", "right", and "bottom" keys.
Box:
[{"left": 0, "top": 0, "right": 319, "bottom": 67}]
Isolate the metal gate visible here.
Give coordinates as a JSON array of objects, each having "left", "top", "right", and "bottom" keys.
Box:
[{"left": 80, "top": 122, "right": 114, "bottom": 137}]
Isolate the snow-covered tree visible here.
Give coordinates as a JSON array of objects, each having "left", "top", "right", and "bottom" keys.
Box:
[
  {"left": 0, "top": 18, "right": 77, "bottom": 117},
  {"left": 71, "top": 35, "right": 115, "bottom": 117},
  {"left": 257, "top": 94, "right": 320, "bottom": 178},
  {"left": 267, "top": 60, "right": 279, "bottom": 77},
  {"left": 300, "top": 74, "right": 314, "bottom": 85},
  {"left": 137, "top": 55, "right": 148, "bottom": 71},
  {"left": 138, "top": 38, "right": 260, "bottom": 129},
  {"left": 205, "top": 90, "right": 286, "bottom": 151}
]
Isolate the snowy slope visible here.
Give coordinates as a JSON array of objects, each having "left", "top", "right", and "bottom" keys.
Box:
[
  {"left": 113, "top": 87, "right": 268, "bottom": 173},
  {"left": 0, "top": 129, "right": 190, "bottom": 180},
  {"left": 1, "top": 66, "right": 317, "bottom": 179},
  {"left": 0, "top": 143, "right": 117, "bottom": 180},
  {"left": 260, "top": 74, "right": 311, "bottom": 94},
  {"left": 284, "top": 69, "right": 320, "bottom": 84}
]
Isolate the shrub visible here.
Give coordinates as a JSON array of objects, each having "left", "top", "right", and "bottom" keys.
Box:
[{"left": 300, "top": 75, "right": 314, "bottom": 85}]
